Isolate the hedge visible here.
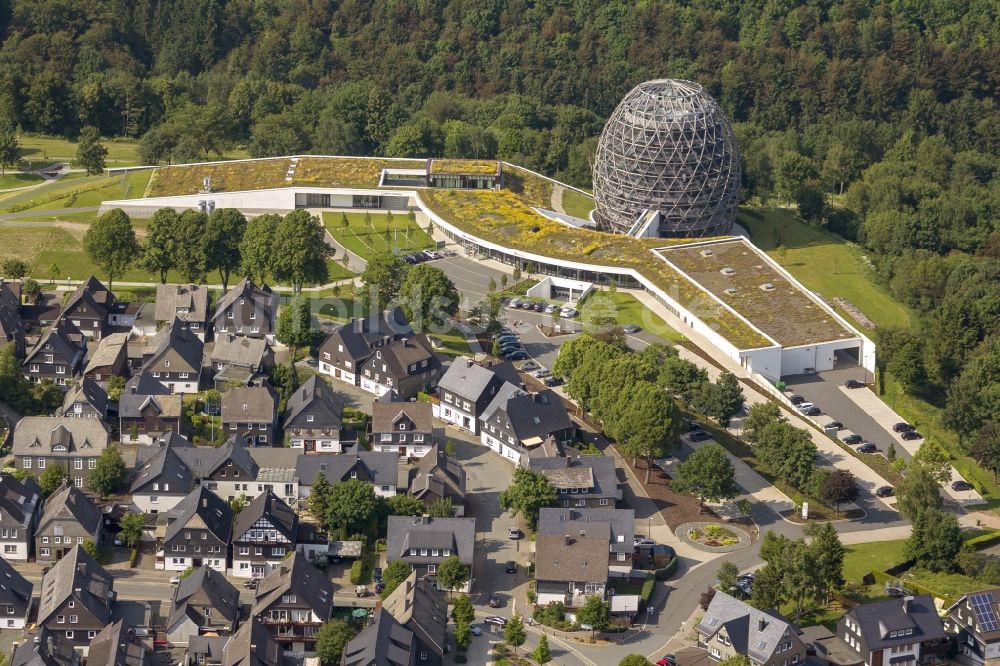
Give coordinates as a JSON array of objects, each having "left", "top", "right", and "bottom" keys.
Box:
[
  {"left": 655, "top": 556, "right": 678, "bottom": 581},
  {"left": 640, "top": 573, "right": 655, "bottom": 602},
  {"left": 349, "top": 559, "right": 365, "bottom": 585},
  {"left": 965, "top": 530, "right": 1000, "bottom": 550}
]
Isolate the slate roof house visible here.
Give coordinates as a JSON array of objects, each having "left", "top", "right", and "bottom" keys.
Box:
[
  {"left": 166, "top": 565, "right": 240, "bottom": 645},
  {"left": 34, "top": 483, "right": 103, "bottom": 563},
  {"left": 87, "top": 619, "right": 154, "bottom": 666},
  {"left": 250, "top": 551, "right": 334, "bottom": 654},
  {"left": 380, "top": 571, "right": 448, "bottom": 665},
  {"left": 60, "top": 276, "right": 113, "bottom": 339},
  {"left": 947, "top": 588, "right": 1000, "bottom": 664},
  {"left": 371, "top": 400, "right": 434, "bottom": 458},
  {"left": 36, "top": 544, "right": 115, "bottom": 656},
  {"left": 221, "top": 384, "right": 278, "bottom": 447},
  {"left": 837, "top": 595, "right": 946, "bottom": 666},
  {"left": 0, "top": 555, "right": 33, "bottom": 629},
  {"left": 697, "top": 591, "right": 807, "bottom": 666},
  {"left": 211, "top": 333, "right": 273, "bottom": 387},
  {"left": 318, "top": 308, "right": 412, "bottom": 387},
  {"left": 434, "top": 357, "right": 520, "bottom": 434},
  {"left": 386, "top": 515, "right": 475, "bottom": 592},
  {"left": 0, "top": 472, "right": 42, "bottom": 561},
  {"left": 0, "top": 279, "right": 24, "bottom": 358},
  {"left": 231, "top": 490, "right": 297, "bottom": 579},
  {"left": 156, "top": 284, "right": 211, "bottom": 340},
  {"left": 141, "top": 319, "right": 204, "bottom": 393},
  {"left": 528, "top": 454, "right": 621, "bottom": 508},
  {"left": 341, "top": 606, "right": 417, "bottom": 666},
  {"left": 10, "top": 629, "right": 81, "bottom": 666},
  {"left": 161, "top": 486, "right": 233, "bottom": 572},
  {"left": 534, "top": 507, "right": 635, "bottom": 610},
  {"left": 180, "top": 437, "right": 261, "bottom": 503},
  {"left": 283, "top": 375, "right": 347, "bottom": 453},
  {"left": 119, "top": 371, "right": 184, "bottom": 444},
  {"left": 23, "top": 318, "right": 87, "bottom": 386},
  {"left": 481, "top": 389, "right": 574, "bottom": 464},
  {"left": 357, "top": 334, "right": 442, "bottom": 400},
  {"left": 130, "top": 433, "right": 197, "bottom": 513},
  {"left": 295, "top": 451, "right": 399, "bottom": 499},
  {"left": 12, "top": 417, "right": 110, "bottom": 488},
  {"left": 212, "top": 278, "right": 276, "bottom": 339},
  {"left": 407, "top": 445, "right": 467, "bottom": 516},
  {"left": 82, "top": 331, "right": 129, "bottom": 384},
  {"left": 222, "top": 617, "right": 282, "bottom": 666},
  {"left": 58, "top": 378, "right": 109, "bottom": 420}
]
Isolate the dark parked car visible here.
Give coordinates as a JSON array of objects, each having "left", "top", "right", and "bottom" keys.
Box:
[
  {"left": 622, "top": 324, "right": 641, "bottom": 334},
  {"left": 374, "top": 567, "right": 383, "bottom": 582},
  {"left": 544, "top": 376, "right": 563, "bottom": 387},
  {"left": 374, "top": 580, "right": 385, "bottom": 594},
  {"left": 496, "top": 335, "right": 518, "bottom": 344},
  {"left": 242, "top": 579, "right": 258, "bottom": 590},
  {"left": 801, "top": 406, "right": 821, "bottom": 416},
  {"left": 901, "top": 430, "right": 923, "bottom": 441},
  {"left": 842, "top": 434, "right": 863, "bottom": 444},
  {"left": 788, "top": 394, "right": 805, "bottom": 405},
  {"left": 826, "top": 421, "right": 844, "bottom": 430},
  {"left": 856, "top": 442, "right": 877, "bottom": 454},
  {"left": 532, "top": 302, "right": 544, "bottom": 312},
  {"left": 688, "top": 430, "right": 712, "bottom": 442},
  {"left": 845, "top": 379, "right": 865, "bottom": 389},
  {"left": 488, "top": 594, "right": 502, "bottom": 608},
  {"left": 952, "top": 480, "right": 973, "bottom": 492},
  {"left": 892, "top": 422, "right": 913, "bottom": 433},
  {"left": 875, "top": 486, "right": 894, "bottom": 497},
  {"left": 505, "top": 561, "right": 517, "bottom": 574},
  {"left": 505, "top": 350, "right": 528, "bottom": 361}
]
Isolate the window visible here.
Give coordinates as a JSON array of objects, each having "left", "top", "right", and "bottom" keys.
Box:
[
  {"left": 399, "top": 434, "right": 407, "bottom": 442},
  {"left": 37, "top": 458, "right": 45, "bottom": 469},
  {"left": 274, "top": 547, "right": 285, "bottom": 556},
  {"left": 3, "top": 546, "right": 15, "bottom": 554},
  {"left": 40, "top": 548, "right": 49, "bottom": 557},
  {"left": 57, "top": 615, "right": 65, "bottom": 623},
  {"left": 74, "top": 459, "right": 83, "bottom": 470},
  {"left": 398, "top": 422, "right": 407, "bottom": 431},
  {"left": 420, "top": 549, "right": 428, "bottom": 556},
  {"left": 69, "top": 615, "right": 78, "bottom": 624},
  {"left": 88, "top": 631, "right": 96, "bottom": 639},
  {"left": 42, "top": 536, "right": 49, "bottom": 544},
  {"left": 258, "top": 423, "right": 266, "bottom": 430},
  {"left": 617, "top": 552, "right": 626, "bottom": 561},
  {"left": 381, "top": 485, "right": 390, "bottom": 491},
  {"left": 228, "top": 311, "right": 234, "bottom": 319},
  {"left": 426, "top": 565, "right": 436, "bottom": 574},
  {"left": 150, "top": 496, "right": 158, "bottom": 504},
  {"left": 282, "top": 594, "right": 296, "bottom": 603},
  {"left": 22, "top": 458, "right": 30, "bottom": 469},
  {"left": 381, "top": 433, "right": 392, "bottom": 442},
  {"left": 432, "top": 549, "right": 439, "bottom": 557},
  {"left": 65, "top": 631, "right": 73, "bottom": 639},
  {"left": 443, "top": 549, "right": 450, "bottom": 556},
  {"left": 600, "top": 499, "right": 609, "bottom": 506},
  {"left": 350, "top": 471, "right": 357, "bottom": 479},
  {"left": 239, "top": 546, "right": 249, "bottom": 555}
]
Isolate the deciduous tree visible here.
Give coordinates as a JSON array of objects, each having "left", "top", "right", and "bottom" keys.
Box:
[
  {"left": 499, "top": 467, "right": 556, "bottom": 529},
  {"left": 436, "top": 555, "right": 469, "bottom": 593},
  {"left": 970, "top": 423, "right": 1000, "bottom": 483},
  {"left": 276, "top": 294, "right": 313, "bottom": 349},
  {"left": 205, "top": 208, "right": 247, "bottom": 291},
  {"left": 398, "top": 263, "right": 459, "bottom": 332},
  {"left": 38, "top": 465, "right": 67, "bottom": 497},
  {"left": 383, "top": 493, "right": 426, "bottom": 516},
  {"left": 272, "top": 209, "right": 330, "bottom": 292},
  {"left": 380, "top": 560, "right": 412, "bottom": 598},
  {"left": 1, "top": 259, "right": 26, "bottom": 280},
  {"left": 504, "top": 615, "right": 527, "bottom": 654},
  {"left": 673, "top": 444, "right": 740, "bottom": 509},
  {"left": 325, "top": 479, "right": 377, "bottom": 535},
  {"left": 0, "top": 122, "right": 19, "bottom": 176},
  {"left": 83, "top": 209, "right": 139, "bottom": 290},
  {"left": 239, "top": 213, "right": 280, "bottom": 284},
  {"left": 533, "top": 634, "right": 552, "bottom": 664},
  {"left": 315, "top": 619, "right": 355, "bottom": 666},
  {"left": 906, "top": 508, "right": 961, "bottom": 572},
  {"left": 360, "top": 251, "right": 408, "bottom": 310},
  {"left": 805, "top": 522, "right": 845, "bottom": 602},
  {"left": 74, "top": 126, "right": 107, "bottom": 175},
  {"left": 428, "top": 497, "right": 455, "bottom": 517},
  {"left": 618, "top": 656, "right": 652, "bottom": 666},
  {"left": 894, "top": 463, "right": 943, "bottom": 520},
  {"left": 172, "top": 210, "right": 209, "bottom": 282},
  {"left": 117, "top": 511, "right": 146, "bottom": 548},
  {"left": 138, "top": 208, "right": 179, "bottom": 283},
  {"left": 820, "top": 470, "right": 859, "bottom": 513},
  {"left": 576, "top": 594, "right": 610, "bottom": 636},
  {"left": 89, "top": 446, "right": 126, "bottom": 498}
]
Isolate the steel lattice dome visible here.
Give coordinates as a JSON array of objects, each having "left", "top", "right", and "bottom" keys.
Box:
[{"left": 591, "top": 79, "right": 741, "bottom": 237}]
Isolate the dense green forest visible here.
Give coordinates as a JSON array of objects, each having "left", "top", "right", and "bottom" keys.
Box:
[{"left": 0, "top": 0, "right": 996, "bottom": 454}]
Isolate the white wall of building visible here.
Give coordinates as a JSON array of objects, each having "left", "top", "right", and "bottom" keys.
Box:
[
  {"left": 434, "top": 403, "right": 478, "bottom": 433},
  {"left": 318, "top": 361, "right": 357, "bottom": 386},
  {"left": 481, "top": 432, "right": 523, "bottom": 465},
  {"left": 164, "top": 555, "right": 226, "bottom": 572},
  {"left": 232, "top": 558, "right": 284, "bottom": 579},
  {"left": 375, "top": 443, "right": 431, "bottom": 458},
  {"left": 1, "top": 541, "right": 29, "bottom": 561},
  {"left": 133, "top": 493, "right": 186, "bottom": 514},
  {"left": 287, "top": 437, "right": 342, "bottom": 453}
]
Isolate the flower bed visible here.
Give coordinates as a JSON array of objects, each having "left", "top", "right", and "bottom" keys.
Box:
[
  {"left": 687, "top": 524, "right": 741, "bottom": 547},
  {"left": 429, "top": 158, "right": 498, "bottom": 175}
]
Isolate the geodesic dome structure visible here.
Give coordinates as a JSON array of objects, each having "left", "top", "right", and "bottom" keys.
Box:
[{"left": 592, "top": 79, "right": 741, "bottom": 238}]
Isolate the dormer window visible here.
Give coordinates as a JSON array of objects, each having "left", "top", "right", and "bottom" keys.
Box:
[
  {"left": 398, "top": 423, "right": 406, "bottom": 431},
  {"left": 306, "top": 415, "right": 314, "bottom": 423},
  {"left": 350, "top": 471, "right": 357, "bottom": 479}
]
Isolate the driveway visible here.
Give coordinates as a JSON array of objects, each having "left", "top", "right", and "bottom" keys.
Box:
[{"left": 429, "top": 254, "right": 508, "bottom": 310}]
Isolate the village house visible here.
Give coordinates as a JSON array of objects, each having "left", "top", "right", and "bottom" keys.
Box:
[
  {"left": 160, "top": 486, "right": 233, "bottom": 572},
  {"left": 480, "top": 389, "right": 575, "bottom": 464},
  {"left": 82, "top": 331, "right": 129, "bottom": 384},
  {"left": 282, "top": 375, "right": 347, "bottom": 453},
  {"left": 35, "top": 544, "right": 115, "bottom": 656},
  {"left": 210, "top": 333, "right": 273, "bottom": 387},
  {"left": 12, "top": 417, "right": 110, "bottom": 488},
  {"left": 130, "top": 433, "right": 196, "bottom": 513},
  {"left": 221, "top": 384, "right": 278, "bottom": 447},
  {"left": 698, "top": 591, "right": 808, "bottom": 666},
  {"left": 155, "top": 283, "right": 211, "bottom": 340},
  {"left": 407, "top": 445, "right": 467, "bottom": 516},
  {"left": 141, "top": 319, "right": 204, "bottom": 393},
  {"left": 0, "top": 279, "right": 24, "bottom": 357},
  {"left": 357, "top": 334, "right": 442, "bottom": 400},
  {"left": 317, "top": 308, "right": 411, "bottom": 386},
  {"left": 250, "top": 552, "right": 333, "bottom": 655},
  {"left": 0, "top": 472, "right": 42, "bottom": 560},
  {"left": 371, "top": 400, "right": 434, "bottom": 458},
  {"left": 947, "top": 589, "right": 1000, "bottom": 664},
  {"left": 59, "top": 276, "right": 113, "bottom": 339},
  {"left": 212, "top": 278, "right": 277, "bottom": 339},
  {"left": 295, "top": 451, "right": 399, "bottom": 499},
  {"left": 434, "top": 357, "right": 520, "bottom": 434},
  {"left": 23, "top": 318, "right": 86, "bottom": 386},
  {"left": 386, "top": 515, "right": 475, "bottom": 592},
  {"left": 0, "top": 554, "right": 32, "bottom": 629},
  {"left": 34, "top": 483, "right": 103, "bottom": 563},
  {"left": 58, "top": 378, "right": 109, "bottom": 420},
  {"left": 231, "top": 490, "right": 298, "bottom": 579}
]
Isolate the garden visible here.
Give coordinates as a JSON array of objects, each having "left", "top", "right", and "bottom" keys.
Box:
[
  {"left": 322, "top": 210, "right": 435, "bottom": 261},
  {"left": 687, "top": 524, "right": 742, "bottom": 547}
]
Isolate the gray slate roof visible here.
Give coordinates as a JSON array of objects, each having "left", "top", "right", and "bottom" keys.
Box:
[
  {"left": 62, "top": 276, "right": 111, "bottom": 317},
  {"left": 537, "top": 507, "right": 634, "bottom": 554},
  {"left": 848, "top": 595, "right": 946, "bottom": 650},
  {"left": 485, "top": 389, "right": 572, "bottom": 443},
  {"left": 118, "top": 372, "right": 182, "bottom": 419},
  {"left": 13, "top": 417, "right": 109, "bottom": 456},
  {"left": 528, "top": 454, "right": 618, "bottom": 498},
  {"left": 164, "top": 486, "right": 234, "bottom": 543},
  {"left": 436, "top": 356, "right": 519, "bottom": 401},
  {"left": 130, "top": 434, "right": 196, "bottom": 495},
  {"left": 11, "top": 629, "right": 80, "bottom": 666},
  {"left": 386, "top": 515, "right": 475, "bottom": 565},
  {"left": 381, "top": 571, "right": 448, "bottom": 659},
  {"left": 698, "top": 591, "right": 800, "bottom": 663},
  {"left": 37, "top": 545, "right": 113, "bottom": 627},
  {"left": 222, "top": 617, "right": 281, "bottom": 666},
  {"left": 319, "top": 308, "right": 412, "bottom": 364},
  {"left": 212, "top": 333, "right": 268, "bottom": 367},
  {"left": 409, "top": 445, "right": 466, "bottom": 506},
  {"left": 143, "top": 318, "right": 204, "bottom": 372},
  {"left": 251, "top": 551, "right": 333, "bottom": 619},
  {"left": 342, "top": 607, "right": 416, "bottom": 666},
  {"left": 36, "top": 484, "right": 102, "bottom": 536},
  {"left": 0, "top": 471, "right": 41, "bottom": 530},
  {"left": 59, "top": 378, "right": 108, "bottom": 418},
  {"left": 155, "top": 284, "right": 209, "bottom": 324},
  {"left": 0, "top": 555, "right": 32, "bottom": 614},
  {"left": 212, "top": 278, "right": 274, "bottom": 322},
  {"left": 220, "top": 384, "right": 277, "bottom": 423},
  {"left": 84, "top": 332, "right": 128, "bottom": 373},
  {"left": 371, "top": 400, "right": 433, "bottom": 433},
  {"left": 282, "top": 374, "right": 346, "bottom": 429},
  {"left": 24, "top": 318, "right": 85, "bottom": 368},
  {"left": 167, "top": 565, "right": 240, "bottom": 631},
  {"left": 232, "top": 490, "right": 296, "bottom": 543},
  {"left": 366, "top": 334, "right": 440, "bottom": 380},
  {"left": 173, "top": 437, "right": 259, "bottom": 480},
  {"left": 295, "top": 451, "right": 399, "bottom": 487},
  {"left": 86, "top": 620, "right": 152, "bottom": 666}
]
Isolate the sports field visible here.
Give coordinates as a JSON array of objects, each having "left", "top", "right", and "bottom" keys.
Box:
[{"left": 323, "top": 211, "right": 436, "bottom": 261}]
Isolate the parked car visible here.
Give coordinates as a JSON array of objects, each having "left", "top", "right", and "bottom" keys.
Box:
[
  {"left": 796, "top": 402, "right": 815, "bottom": 411},
  {"left": 505, "top": 561, "right": 517, "bottom": 574},
  {"left": 634, "top": 538, "right": 656, "bottom": 547},
  {"left": 544, "top": 304, "right": 558, "bottom": 314},
  {"left": 169, "top": 576, "right": 181, "bottom": 585},
  {"left": 901, "top": 430, "right": 923, "bottom": 441},
  {"left": 499, "top": 344, "right": 524, "bottom": 355},
  {"left": 622, "top": 324, "right": 641, "bottom": 334},
  {"left": 373, "top": 567, "right": 383, "bottom": 582},
  {"left": 374, "top": 580, "right": 385, "bottom": 594},
  {"left": 856, "top": 442, "right": 877, "bottom": 454},
  {"left": 507, "top": 527, "right": 522, "bottom": 540},
  {"left": 801, "top": 406, "right": 822, "bottom": 416},
  {"left": 470, "top": 625, "right": 483, "bottom": 636},
  {"left": 892, "top": 422, "right": 914, "bottom": 433},
  {"left": 544, "top": 376, "right": 563, "bottom": 387},
  {"left": 656, "top": 655, "right": 677, "bottom": 666},
  {"left": 826, "top": 421, "right": 844, "bottom": 430},
  {"left": 788, "top": 394, "right": 805, "bottom": 405},
  {"left": 842, "top": 434, "right": 863, "bottom": 444},
  {"left": 875, "top": 486, "right": 894, "bottom": 497},
  {"left": 533, "top": 368, "right": 551, "bottom": 378},
  {"left": 688, "top": 430, "right": 712, "bottom": 442},
  {"left": 488, "top": 594, "right": 502, "bottom": 608},
  {"left": 560, "top": 307, "right": 579, "bottom": 318},
  {"left": 485, "top": 616, "right": 508, "bottom": 627},
  {"left": 520, "top": 360, "right": 540, "bottom": 371},
  {"left": 845, "top": 379, "right": 865, "bottom": 389},
  {"left": 508, "top": 298, "right": 522, "bottom": 308},
  {"left": 504, "top": 350, "right": 527, "bottom": 361},
  {"left": 952, "top": 480, "right": 973, "bottom": 492},
  {"left": 496, "top": 334, "right": 518, "bottom": 344}
]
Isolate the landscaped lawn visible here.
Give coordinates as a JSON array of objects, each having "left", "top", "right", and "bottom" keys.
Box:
[
  {"left": 18, "top": 135, "right": 142, "bottom": 168},
  {"left": 562, "top": 188, "right": 595, "bottom": 220},
  {"left": 902, "top": 569, "right": 990, "bottom": 601},
  {"left": 0, "top": 172, "right": 44, "bottom": 189},
  {"left": 842, "top": 539, "right": 908, "bottom": 583},
  {"left": 737, "top": 207, "right": 912, "bottom": 330},
  {"left": 323, "top": 211, "right": 435, "bottom": 261},
  {"left": 579, "top": 289, "right": 686, "bottom": 342},
  {"left": 430, "top": 326, "right": 473, "bottom": 358}
]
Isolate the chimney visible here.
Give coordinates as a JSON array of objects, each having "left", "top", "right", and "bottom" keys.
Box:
[
  {"left": 903, "top": 596, "right": 913, "bottom": 613},
  {"left": 759, "top": 618, "right": 767, "bottom": 632}
]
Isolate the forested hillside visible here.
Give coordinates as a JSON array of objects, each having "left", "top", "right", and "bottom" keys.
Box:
[{"left": 0, "top": 0, "right": 996, "bottom": 458}]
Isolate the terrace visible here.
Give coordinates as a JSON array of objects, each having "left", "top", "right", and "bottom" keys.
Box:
[
  {"left": 657, "top": 239, "right": 856, "bottom": 347},
  {"left": 428, "top": 159, "right": 500, "bottom": 176}
]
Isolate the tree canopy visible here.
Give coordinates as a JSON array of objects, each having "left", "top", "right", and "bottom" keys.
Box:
[{"left": 83, "top": 209, "right": 139, "bottom": 290}]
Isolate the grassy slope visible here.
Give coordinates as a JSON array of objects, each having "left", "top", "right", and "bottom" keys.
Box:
[
  {"left": 323, "top": 211, "right": 435, "bottom": 260},
  {"left": 18, "top": 135, "right": 141, "bottom": 167},
  {"left": 579, "top": 290, "right": 686, "bottom": 342},
  {"left": 738, "top": 207, "right": 912, "bottom": 330},
  {"left": 842, "top": 539, "right": 909, "bottom": 583},
  {"left": 0, "top": 172, "right": 44, "bottom": 189},
  {"left": 562, "top": 188, "right": 595, "bottom": 220}
]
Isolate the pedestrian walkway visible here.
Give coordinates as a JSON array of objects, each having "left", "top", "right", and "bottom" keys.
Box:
[{"left": 835, "top": 386, "right": 984, "bottom": 506}]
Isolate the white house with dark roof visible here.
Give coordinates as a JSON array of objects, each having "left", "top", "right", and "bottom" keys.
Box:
[
  {"left": 22, "top": 317, "right": 87, "bottom": 386},
  {"left": 250, "top": 551, "right": 333, "bottom": 654},
  {"left": 0, "top": 555, "right": 33, "bottom": 629},
  {"left": 317, "top": 308, "right": 412, "bottom": 387},
  {"left": 12, "top": 417, "right": 110, "bottom": 488},
  {"left": 947, "top": 588, "right": 1000, "bottom": 664},
  {"left": 34, "top": 483, "right": 103, "bottom": 562},
  {"left": 838, "top": 595, "right": 946, "bottom": 666},
  {"left": 295, "top": 451, "right": 399, "bottom": 499},
  {"left": 380, "top": 571, "right": 448, "bottom": 665},
  {"left": 160, "top": 486, "right": 233, "bottom": 572},
  {"left": 166, "top": 565, "right": 240, "bottom": 645},
  {"left": 358, "top": 334, "right": 442, "bottom": 400},
  {"left": 36, "top": 544, "right": 115, "bottom": 656},
  {"left": 212, "top": 278, "right": 277, "bottom": 340},
  {"left": 480, "top": 388, "right": 574, "bottom": 464},
  {"left": 433, "top": 356, "right": 521, "bottom": 434},
  {"left": 58, "top": 378, "right": 109, "bottom": 420},
  {"left": 371, "top": 399, "right": 434, "bottom": 458},
  {"left": 698, "top": 591, "right": 807, "bottom": 666},
  {"left": 141, "top": 318, "right": 204, "bottom": 393},
  {"left": 282, "top": 375, "right": 347, "bottom": 452},
  {"left": 231, "top": 491, "right": 297, "bottom": 579},
  {"left": 130, "top": 433, "right": 197, "bottom": 513},
  {"left": 0, "top": 472, "right": 42, "bottom": 561},
  {"left": 528, "top": 454, "right": 621, "bottom": 508},
  {"left": 386, "top": 515, "right": 475, "bottom": 592}
]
